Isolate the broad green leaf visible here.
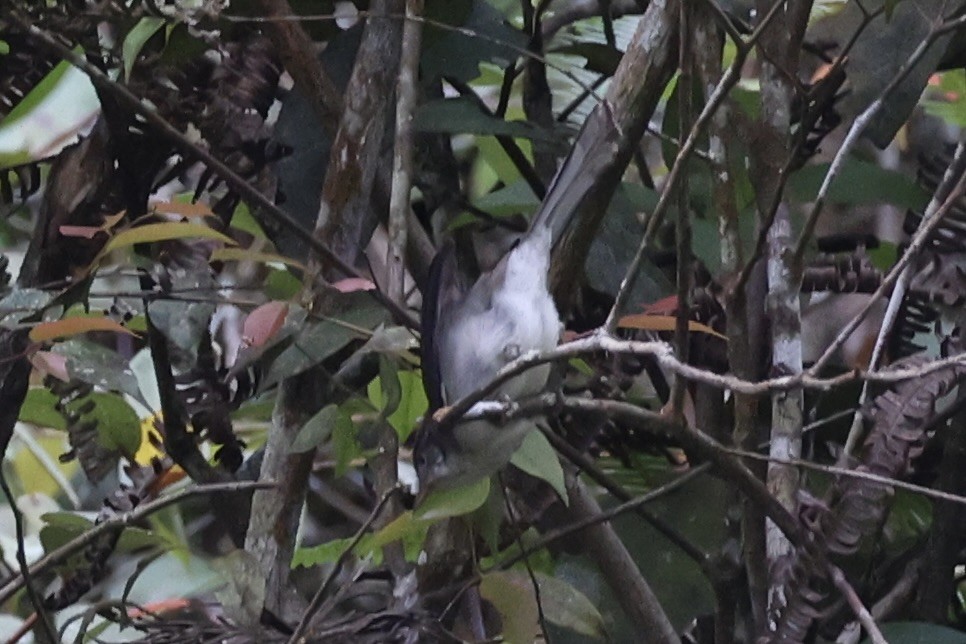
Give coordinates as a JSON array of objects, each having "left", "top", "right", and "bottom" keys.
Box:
[
  {"left": 534, "top": 572, "right": 606, "bottom": 639},
  {"left": 332, "top": 411, "right": 360, "bottom": 476},
  {"left": 421, "top": 0, "right": 527, "bottom": 82},
  {"left": 19, "top": 388, "right": 67, "bottom": 430},
  {"left": 29, "top": 315, "right": 138, "bottom": 342},
  {"left": 415, "top": 477, "right": 490, "bottom": 520},
  {"left": 116, "top": 526, "right": 175, "bottom": 552},
  {"left": 378, "top": 355, "right": 403, "bottom": 418},
  {"left": 89, "top": 392, "right": 142, "bottom": 456},
  {"left": 788, "top": 159, "right": 929, "bottom": 210},
  {"left": 103, "top": 222, "right": 235, "bottom": 253},
  {"left": 290, "top": 404, "right": 338, "bottom": 453},
  {"left": 472, "top": 179, "right": 540, "bottom": 217},
  {"left": 510, "top": 428, "right": 567, "bottom": 502},
  {"left": 260, "top": 294, "right": 386, "bottom": 389},
  {"left": 122, "top": 17, "right": 166, "bottom": 81},
  {"left": 479, "top": 570, "right": 540, "bottom": 644},
  {"left": 39, "top": 512, "right": 94, "bottom": 553},
  {"left": 414, "top": 98, "right": 553, "bottom": 141},
  {"left": 292, "top": 536, "right": 362, "bottom": 568},
  {"left": 0, "top": 58, "right": 71, "bottom": 127},
  {"left": 52, "top": 339, "right": 144, "bottom": 402}
]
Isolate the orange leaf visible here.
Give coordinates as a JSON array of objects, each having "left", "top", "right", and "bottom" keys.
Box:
[
  {"left": 618, "top": 313, "right": 727, "bottom": 340},
  {"left": 29, "top": 316, "right": 139, "bottom": 342}
]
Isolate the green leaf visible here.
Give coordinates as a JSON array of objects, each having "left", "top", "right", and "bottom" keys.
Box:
[
  {"left": 534, "top": 572, "right": 606, "bottom": 639},
  {"left": 260, "top": 294, "right": 386, "bottom": 389},
  {"left": 479, "top": 570, "right": 540, "bottom": 644},
  {"left": 472, "top": 179, "right": 540, "bottom": 217},
  {"left": 509, "top": 428, "right": 567, "bottom": 503},
  {"left": 122, "top": 17, "right": 166, "bottom": 81},
  {"left": 788, "top": 158, "right": 929, "bottom": 210},
  {"left": 103, "top": 222, "right": 235, "bottom": 253},
  {"left": 39, "top": 512, "right": 94, "bottom": 554},
  {"left": 421, "top": 0, "right": 527, "bottom": 82},
  {"left": 19, "top": 388, "right": 67, "bottom": 430},
  {"left": 378, "top": 355, "right": 402, "bottom": 418},
  {"left": 292, "top": 536, "right": 362, "bottom": 568},
  {"left": 413, "top": 98, "right": 553, "bottom": 141},
  {"left": 0, "top": 58, "right": 71, "bottom": 127},
  {"left": 52, "top": 339, "right": 145, "bottom": 403},
  {"left": 866, "top": 622, "right": 966, "bottom": 643},
  {"left": 116, "top": 526, "right": 174, "bottom": 552},
  {"left": 290, "top": 404, "right": 338, "bottom": 453},
  {"left": 332, "top": 410, "right": 360, "bottom": 476},
  {"left": 89, "top": 392, "right": 142, "bottom": 456},
  {"left": 415, "top": 477, "right": 490, "bottom": 520}
]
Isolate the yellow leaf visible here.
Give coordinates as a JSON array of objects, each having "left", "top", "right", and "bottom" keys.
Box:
[
  {"left": 103, "top": 222, "right": 235, "bottom": 253},
  {"left": 618, "top": 313, "right": 727, "bottom": 340},
  {"left": 210, "top": 247, "right": 306, "bottom": 271},
  {"left": 149, "top": 200, "right": 215, "bottom": 218},
  {"left": 29, "top": 316, "right": 139, "bottom": 342}
]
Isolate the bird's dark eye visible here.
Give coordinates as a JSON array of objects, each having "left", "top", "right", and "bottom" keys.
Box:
[{"left": 415, "top": 443, "right": 444, "bottom": 472}]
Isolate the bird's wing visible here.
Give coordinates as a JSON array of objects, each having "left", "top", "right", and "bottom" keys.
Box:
[{"left": 420, "top": 240, "right": 464, "bottom": 412}]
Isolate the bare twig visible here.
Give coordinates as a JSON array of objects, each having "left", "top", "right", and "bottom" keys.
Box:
[
  {"left": 840, "top": 142, "right": 966, "bottom": 458},
  {"left": 829, "top": 564, "right": 887, "bottom": 644},
  {"left": 603, "top": 0, "right": 788, "bottom": 333},
  {"left": 808, "top": 155, "right": 966, "bottom": 375},
  {"left": 288, "top": 488, "right": 398, "bottom": 644}
]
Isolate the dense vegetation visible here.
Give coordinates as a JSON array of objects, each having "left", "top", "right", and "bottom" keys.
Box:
[{"left": 0, "top": 0, "right": 965, "bottom": 642}]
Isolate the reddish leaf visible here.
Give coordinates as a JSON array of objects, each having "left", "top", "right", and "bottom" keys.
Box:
[
  {"left": 243, "top": 301, "right": 288, "bottom": 349},
  {"left": 30, "top": 351, "right": 69, "bottom": 381},
  {"left": 331, "top": 277, "right": 376, "bottom": 292},
  {"left": 641, "top": 295, "right": 679, "bottom": 315},
  {"left": 59, "top": 225, "right": 103, "bottom": 239}
]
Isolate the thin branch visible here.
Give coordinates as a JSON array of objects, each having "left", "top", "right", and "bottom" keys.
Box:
[
  {"left": 0, "top": 467, "right": 57, "bottom": 641},
  {"left": 829, "top": 564, "right": 887, "bottom": 644},
  {"left": 288, "top": 488, "right": 398, "bottom": 644},
  {"left": 488, "top": 464, "right": 709, "bottom": 572},
  {"left": 808, "top": 154, "right": 966, "bottom": 375},
  {"left": 791, "top": 10, "right": 966, "bottom": 267},
  {"left": 603, "top": 0, "right": 788, "bottom": 333},
  {"left": 840, "top": 141, "right": 966, "bottom": 457}
]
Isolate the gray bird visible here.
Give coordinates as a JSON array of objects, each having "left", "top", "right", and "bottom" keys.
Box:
[{"left": 414, "top": 104, "right": 619, "bottom": 494}]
